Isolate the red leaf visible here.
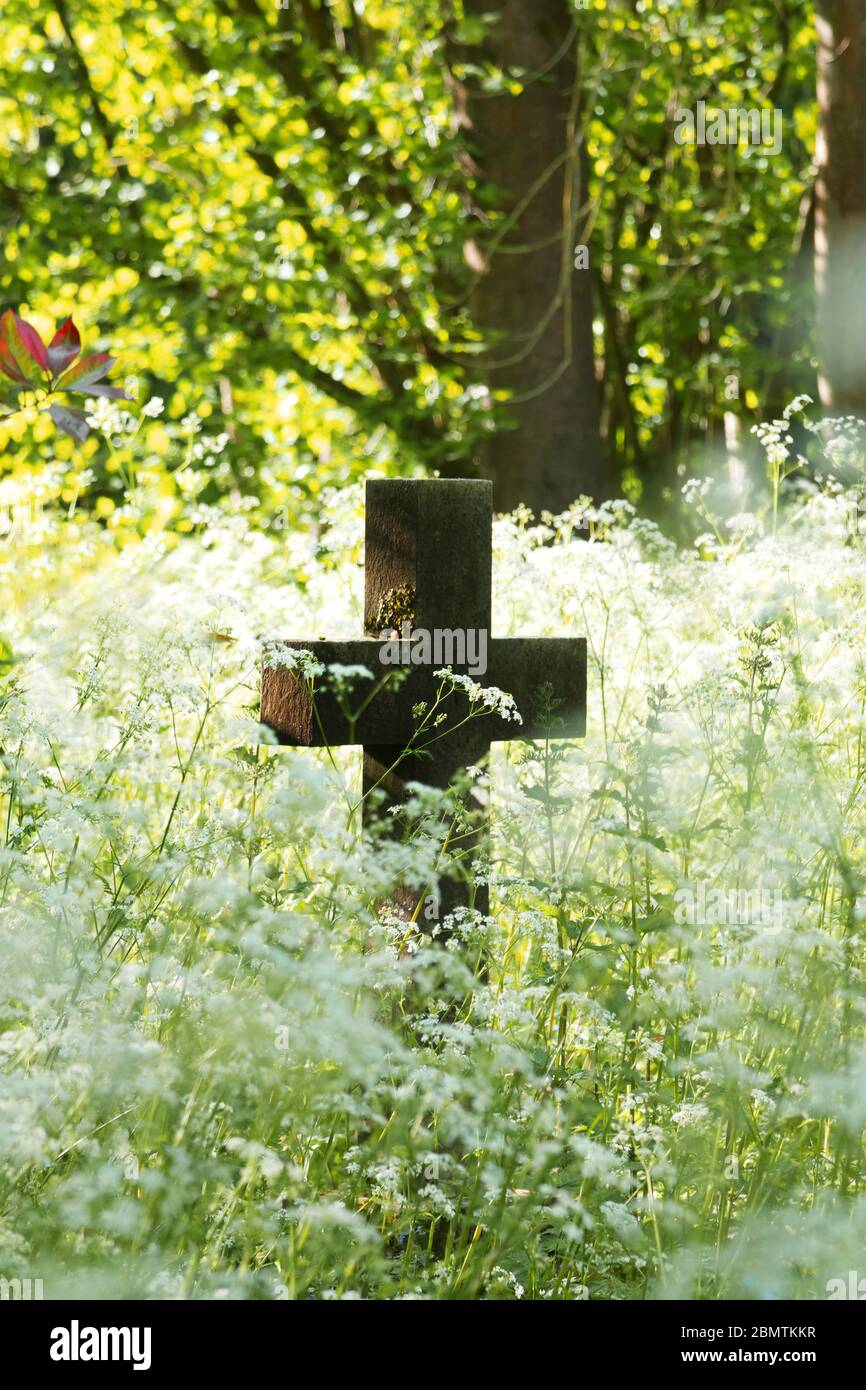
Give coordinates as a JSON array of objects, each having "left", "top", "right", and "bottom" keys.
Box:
[
  {"left": 56, "top": 352, "right": 113, "bottom": 391},
  {"left": 12, "top": 315, "right": 48, "bottom": 371},
  {"left": 47, "top": 404, "right": 90, "bottom": 442},
  {"left": 46, "top": 317, "right": 81, "bottom": 376},
  {"left": 72, "top": 382, "right": 132, "bottom": 400},
  {"left": 0, "top": 338, "right": 30, "bottom": 385},
  {"left": 0, "top": 310, "right": 37, "bottom": 386}
]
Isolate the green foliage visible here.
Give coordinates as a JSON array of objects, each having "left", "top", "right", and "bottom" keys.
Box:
[
  {"left": 0, "top": 0, "right": 480, "bottom": 516},
  {"left": 0, "top": 0, "right": 818, "bottom": 522},
  {"left": 583, "top": 0, "right": 817, "bottom": 503}
]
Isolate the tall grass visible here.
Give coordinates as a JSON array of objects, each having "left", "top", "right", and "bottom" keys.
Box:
[{"left": 2, "top": 415, "right": 866, "bottom": 1298}]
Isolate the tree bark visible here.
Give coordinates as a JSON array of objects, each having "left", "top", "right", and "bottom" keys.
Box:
[
  {"left": 446, "top": 0, "right": 608, "bottom": 514},
  {"left": 815, "top": 0, "right": 866, "bottom": 413}
]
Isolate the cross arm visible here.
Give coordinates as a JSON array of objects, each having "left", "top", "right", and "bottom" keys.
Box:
[{"left": 260, "top": 637, "right": 586, "bottom": 747}]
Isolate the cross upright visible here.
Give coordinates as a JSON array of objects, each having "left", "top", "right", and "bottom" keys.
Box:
[{"left": 260, "top": 478, "right": 586, "bottom": 922}]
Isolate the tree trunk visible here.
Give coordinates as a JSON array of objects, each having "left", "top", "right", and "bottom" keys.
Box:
[
  {"left": 446, "top": 0, "right": 608, "bottom": 514},
  {"left": 815, "top": 0, "right": 866, "bottom": 413}
]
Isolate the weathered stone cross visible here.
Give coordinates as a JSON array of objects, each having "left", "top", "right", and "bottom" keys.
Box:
[{"left": 260, "top": 479, "right": 585, "bottom": 921}]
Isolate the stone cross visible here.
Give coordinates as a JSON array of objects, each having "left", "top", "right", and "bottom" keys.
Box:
[{"left": 260, "top": 479, "right": 585, "bottom": 921}]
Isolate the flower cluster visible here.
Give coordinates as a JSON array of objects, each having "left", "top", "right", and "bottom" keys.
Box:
[
  {"left": 2, "top": 416, "right": 866, "bottom": 1300},
  {"left": 433, "top": 668, "right": 523, "bottom": 723}
]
